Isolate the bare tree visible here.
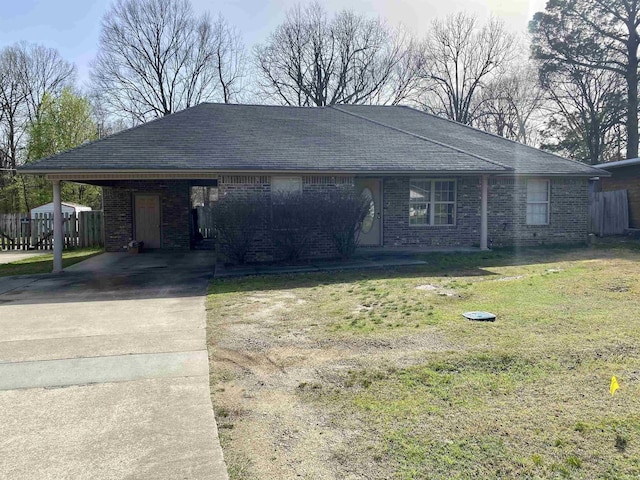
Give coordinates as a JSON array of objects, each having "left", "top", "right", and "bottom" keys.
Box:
[
  {"left": 367, "top": 31, "right": 424, "bottom": 106},
  {"left": 418, "top": 13, "right": 515, "bottom": 125},
  {"left": 22, "top": 44, "right": 76, "bottom": 123},
  {"left": 0, "top": 43, "right": 74, "bottom": 213},
  {"left": 212, "top": 15, "right": 246, "bottom": 104},
  {"left": 0, "top": 43, "right": 74, "bottom": 173},
  {"left": 538, "top": 62, "right": 626, "bottom": 164},
  {"left": 90, "top": 0, "right": 246, "bottom": 123},
  {"left": 0, "top": 48, "right": 27, "bottom": 175},
  {"left": 254, "top": 2, "right": 417, "bottom": 106},
  {"left": 530, "top": 0, "right": 640, "bottom": 159},
  {"left": 473, "top": 65, "right": 546, "bottom": 145}
]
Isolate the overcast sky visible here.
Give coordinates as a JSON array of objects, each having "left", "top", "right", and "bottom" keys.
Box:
[{"left": 0, "top": 0, "right": 547, "bottom": 86}]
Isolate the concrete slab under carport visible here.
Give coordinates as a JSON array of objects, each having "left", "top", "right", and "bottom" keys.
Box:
[{"left": 0, "top": 251, "right": 228, "bottom": 480}]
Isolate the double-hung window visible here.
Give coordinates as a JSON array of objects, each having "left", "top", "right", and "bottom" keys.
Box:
[
  {"left": 409, "top": 179, "right": 456, "bottom": 226},
  {"left": 526, "top": 179, "right": 550, "bottom": 225}
]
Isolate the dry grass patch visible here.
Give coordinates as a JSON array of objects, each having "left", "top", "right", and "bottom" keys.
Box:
[{"left": 206, "top": 245, "right": 640, "bottom": 479}]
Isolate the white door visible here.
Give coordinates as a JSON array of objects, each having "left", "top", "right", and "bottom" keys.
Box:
[
  {"left": 356, "top": 179, "right": 382, "bottom": 246},
  {"left": 135, "top": 195, "right": 161, "bottom": 248}
]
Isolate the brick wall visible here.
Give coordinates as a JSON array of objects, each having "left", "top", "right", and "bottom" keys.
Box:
[
  {"left": 382, "top": 176, "right": 589, "bottom": 248},
  {"left": 600, "top": 165, "right": 640, "bottom": 229},
  {"left": 102, "top": 186, "right": 132, "bottom": 252},
  {"left": 102, "top": 180, "right": 190, "bottom": 251},
  {"left": 488, "top": 177, "right": 589, "bottom": 247},
  {"left": 382, "top": 177, "right": 481, "bottom": 247},
  {"left": 102, "top": 175, "right": 589, "bottom": 256}
]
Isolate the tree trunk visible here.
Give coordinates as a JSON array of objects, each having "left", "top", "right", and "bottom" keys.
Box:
[{"left": 626, "top": 19, "right": 639, "bottom": 159}]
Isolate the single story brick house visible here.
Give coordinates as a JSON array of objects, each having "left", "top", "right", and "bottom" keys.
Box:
[
  {"left": 595, "top": 158, "right": 640, "bottom": 229},
  {"left": 20, "top": 103, "right": 603, "bottom": 270}
]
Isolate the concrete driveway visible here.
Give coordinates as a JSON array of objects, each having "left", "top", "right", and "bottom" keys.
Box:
[{"left": 0, "top": 252, "right": 227, "bottom": 480}]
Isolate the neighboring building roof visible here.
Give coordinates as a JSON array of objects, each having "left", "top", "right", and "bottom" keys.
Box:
[
  {"left": 30, "top": 202, "right": 91, "bottom": 214},
  {"left": 20, "top": 103, "right": 603, "bottom": 177},
  {"left": 595, "top": 158, "right": 640, "bottom": 170},
  {"left": 30, "top": 201, "right": 91, "bottom": 210}
]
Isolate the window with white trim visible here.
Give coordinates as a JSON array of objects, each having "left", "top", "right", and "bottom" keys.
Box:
[
  {"left": 526, "top": 179, "right": 550, "bottom": 225},
  {"left": 409, "top": 179, "right": 456, "bottom": 226},
  {"left": 272, "top": 176, "right": 302, "bottom": 194}
]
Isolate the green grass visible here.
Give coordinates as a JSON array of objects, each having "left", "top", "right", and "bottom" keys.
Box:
[
  {"left": 207, "top": 244, "right": 640, "bottom": 479},
  {"left": 0, "top": 248, "right": 103, "bottom": 277}
]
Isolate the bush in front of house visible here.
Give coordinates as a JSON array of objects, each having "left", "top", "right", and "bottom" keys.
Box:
[
  {"left": 320, "top": 190, "right": 371, "bottom": 259},
  {"left": 213, "top": 189, "right": 370, "bottom": 264},
  {"left": 271, "top": 192, "right": 322, "bottom": 262},
  {"left": 211, "top": 194, "right": 264, "bottom": 264}
]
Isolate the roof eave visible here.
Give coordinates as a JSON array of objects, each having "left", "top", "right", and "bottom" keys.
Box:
[
  {"left": 595, "top": 158, "right": 640, "bottom": 170},
  {"left": 19, "top": 167, "right": 513, "bottom": 180}
]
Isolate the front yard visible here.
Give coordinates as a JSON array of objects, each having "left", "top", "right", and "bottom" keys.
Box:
[{"left": 206, "top": 245, "right": 640, "bottom": 479}]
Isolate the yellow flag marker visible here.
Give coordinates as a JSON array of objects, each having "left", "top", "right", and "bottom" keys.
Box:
[{"left": 610, "top": 376, "right": 619, "bottom": 396}]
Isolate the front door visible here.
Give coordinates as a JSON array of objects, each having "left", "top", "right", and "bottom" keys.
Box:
[
  {"left": 356, "top": 179, "right": 382, "bottom": 246},
  {"left": 135, "top": 195, "right": 161, "bottom": 248}
]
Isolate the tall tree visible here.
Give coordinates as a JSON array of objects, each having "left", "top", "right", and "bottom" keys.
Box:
[
  {"left": 530, "top": 0, "right": 640, "bottom": 159},
  {"left": 212, "top": 15, "right": 246, "bottom": 104},
  {"left": 474, "top": 66, "right": 546, "bottom": 145},
  {"left": 0, "top": 43, "right": 74, "bottom": 213},
  {"left": 24, "top": 88, "right": 101, "bottom": 211},
  {"left": 91, "top": 0, "right": 246, "bottom": 123},
  {"left": 538, "top": 63, "right": 625, "bottom": 163},
  {"left": 254, "top": 2, "right": 416, "bottom": 106},
  {"left": 0, "top": 43, "right": 74, "bottom": 174},
  {"left": 418, "top": 13, "right": 515, "bottom": 125},
  {"left": 27, "top": 89, "right": 97, "bottom": 161}
]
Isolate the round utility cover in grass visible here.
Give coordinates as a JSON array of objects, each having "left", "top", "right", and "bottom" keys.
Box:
[{"left": 463, "top": 311, "right": 496, "bottom": 322}]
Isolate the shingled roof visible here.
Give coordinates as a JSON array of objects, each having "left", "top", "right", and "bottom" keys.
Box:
[{"left": 20, "top": 103, "right": 603, "bottom": 177}]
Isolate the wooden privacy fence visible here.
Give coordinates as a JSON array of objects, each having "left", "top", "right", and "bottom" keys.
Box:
[
  {"left": 0, "top": 211, "right": 104, "bottom": 250},
  {"left": 589, "top": 189, "right": 629, "bottom": 236},
  {"left": 196, "top": 206, "right": 216, "bottom": 239}
]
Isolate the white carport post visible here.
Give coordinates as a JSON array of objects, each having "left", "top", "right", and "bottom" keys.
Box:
[
  {"left": 52, "top": 179, "right": 63, "bottom": 273},
  {"left": 480, "top": 175, "right": 489, "bottom": 251}
]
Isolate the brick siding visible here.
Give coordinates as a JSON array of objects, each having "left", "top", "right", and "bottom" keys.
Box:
[
  {"left": 382, "top": 177, "right": 481, "bottom": 247},
  {"left": 488, "top": 177, "right": 589, "bottom": 247},
  {"left": 381, "top": 176, "right": 588, "bottom": 249},
  {"left": 102, "top": 180, "right": 190, "bottom": 252},
  {"left": 101, "top": 175, "right": 589, "bottom": 258}
]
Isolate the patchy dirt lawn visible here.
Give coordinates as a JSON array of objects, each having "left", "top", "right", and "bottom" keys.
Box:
[{"left": 206, "top": 246, "right": 640, "bottom": 479}]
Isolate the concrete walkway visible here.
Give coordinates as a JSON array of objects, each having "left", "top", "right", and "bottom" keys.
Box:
[
  {"left": 0, "top": 252, "right": 227, "bottom": 480},
  {"left": 213, "top": 247, "right": 484, "bottom": 278}
]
